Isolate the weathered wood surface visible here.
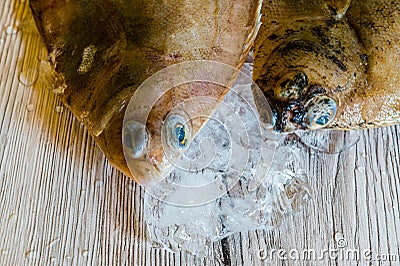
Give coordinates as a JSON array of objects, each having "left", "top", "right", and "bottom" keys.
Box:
[{"left": 0, "top": 1, "right": 399, "bottom": 265}]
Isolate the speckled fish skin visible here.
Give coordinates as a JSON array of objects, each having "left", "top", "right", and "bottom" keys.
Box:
[
  {"left": 254, "top": 0, "right": 400, "bottom": 132},
  {"left": 29, "top": 0, "right": 261, "bottom": 180}
]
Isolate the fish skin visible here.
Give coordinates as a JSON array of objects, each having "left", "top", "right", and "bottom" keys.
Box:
[
  {"left": 29, "top": 0, "right": 262, "bottom": 180},
  {"left": 254, "top": 0, "right": 400, "bottom": 132}
]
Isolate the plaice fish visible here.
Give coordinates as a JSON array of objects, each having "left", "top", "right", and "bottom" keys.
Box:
[
  {"left": 253, "top": 0, "right": 400, "bottom": 132},
  {"left": 29, "top": 0, "right": 262, "bottom": 182}
]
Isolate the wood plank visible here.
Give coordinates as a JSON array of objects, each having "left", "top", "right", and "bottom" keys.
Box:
[{"left": 0, "top": 1, "right": 399, "bottom": 265}]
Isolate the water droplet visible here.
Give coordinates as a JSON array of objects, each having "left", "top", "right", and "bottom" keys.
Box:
[
  {"left": 46, "top": 237, "right": 59, "bottom": 247},
  {"left": 151, "top": 241, "right": 162, "bottom": 248},
  {"left": 55, "top": 106, "right": 63, "bottom": 113},
  {"left": 52, "top": 84, "right": 67, "bottom": 94},
  {"left": 82, "top": 250, "right": 88, "bottom": 256},
  {"left": 26, "top": 104, "right": 35, "bottom": 112},
  {"left": 18, "top": 14, "right": 38, "bottom": 34},
  {"left": 18, "top": 68, "right": 39, "bottom": 87},
  {"left": 4, "top": 25, "right": 18, "bottom": 35},
  {"left": 95, "top": 179, "right": 104, "bottom": 187},
  {"left": 1, "top": 249, "right": 9, "bottom": 255},
  {"left": 25, "top": 250, "right": 38, "bottom": 259},
  {"left": 38, "top": 47, "right": 48, "bottom": 61},
  {"left": 8, "top": 213, "right": 16, "bottom": 221},
  {"left": 237, "top": 106, "right": 246, "bottom": 116}
]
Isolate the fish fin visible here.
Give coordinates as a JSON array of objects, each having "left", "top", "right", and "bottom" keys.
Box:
[
  {"left": 322, "top": 0, "right": 351, "bottom": 19},
  {"left": 237, "top": 0, "right": 263, "bottom": 70},
  {"left": 259, "top": 0, "right": 350, "bottom": 27},
  {"left": 31, "top": 0, "right": 127, "bottom": 123},
  {"left": 31, "top": 0, "right": 125, "bottom": 51}
]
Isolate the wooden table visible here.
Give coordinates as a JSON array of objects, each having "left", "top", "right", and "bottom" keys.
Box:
[{"left": 1, "top": 1, "right": 399, "bottom": 265}]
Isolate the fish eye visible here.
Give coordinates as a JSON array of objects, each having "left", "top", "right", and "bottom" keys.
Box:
[
  {"left": 174, "top": 123, "right": 187, "bottom": 147},
  {"left": 275, "top": 72, "right": 308, "bottom": 101},
  {"left": 305, "top": 95, "right": 337, "bottom": 129},
  {"left": 163, "top": 111, "right": 192, "bottom": 150},
  {"left": 123, "top": 121, "right": 149, "bottom": 158},
  {"left": 315, "top": 114, "right": 330, "bottom": 126}
]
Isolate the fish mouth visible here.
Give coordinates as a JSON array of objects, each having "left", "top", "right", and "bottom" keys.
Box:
[
  {"left": 271, "top": 92, "right": 338, "bottom": 133},
  {"left": 273, "top": 102, "right": 307, "bottom": 132}
]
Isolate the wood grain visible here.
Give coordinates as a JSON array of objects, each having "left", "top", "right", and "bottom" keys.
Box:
[{"left": 0, "top": 1, "right": 399, "bottom": 265}]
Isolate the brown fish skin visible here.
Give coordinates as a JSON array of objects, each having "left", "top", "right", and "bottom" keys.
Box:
[
  {"left": 253, "top": 0, "right": 400, "bottom": 132},
  {"left": 29, "top": 0, "right": 261, "bottom": 181}
]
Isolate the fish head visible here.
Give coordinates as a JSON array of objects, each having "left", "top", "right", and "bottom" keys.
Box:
[
  {"left": 253, "top": 19, "right": 367, "bottom": 133},
  {"left": 123, "top": 77, "right": 229, "bottom": 185},
  {"left": 258, "top": 70, "right": 338, "bottom": 132}
]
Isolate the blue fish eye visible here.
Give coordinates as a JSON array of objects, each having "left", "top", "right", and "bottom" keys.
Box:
[
  {"left": 163, "top": 112, "right": 192, "bottom": 150},
  {"left": 305, "top": 95, "right": 337, "bottom": 130},
  {"left": 316, "top": 114, "right": 330, "bottom": 125},
  {"left": 175, "top": 123, "right": 186, "bottom": 147}
]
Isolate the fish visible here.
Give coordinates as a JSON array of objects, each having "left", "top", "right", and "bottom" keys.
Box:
[
  {"left": 29, "top": 0, "right": 400, "bottom": 183},
  {"left": 253, "top": 0, "right": 400, "bottom": 132},
  {"left": 29, "top": 0, "right": 262, "bottom": 183}
]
